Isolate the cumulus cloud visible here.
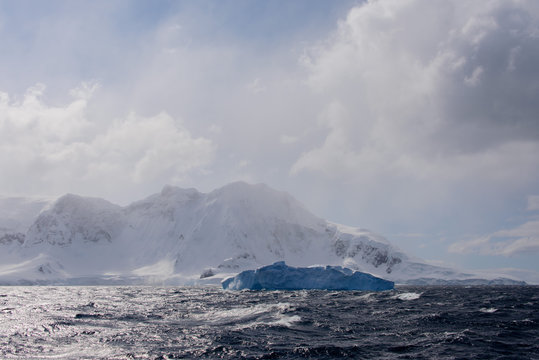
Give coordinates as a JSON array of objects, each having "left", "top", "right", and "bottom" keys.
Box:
[
  {"left": 286, "top": 0, "right": 539, "bottom": 239},
  {"left": 0, "top": 83, "right": 214, "bottom": 200},
  {"left": 293, "top": 0, "right": 539, "bottom": 187},
  {"left": 90, "top": 111, "right": 214, "bottom": 183}
]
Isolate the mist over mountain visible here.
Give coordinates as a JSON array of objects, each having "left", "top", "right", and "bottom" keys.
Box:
[
  {"left": 0, "top": 182, "right": 527, "bottom": 285},
  {"left": 0, "top": 197, "right": 52, "bottom": 245}
]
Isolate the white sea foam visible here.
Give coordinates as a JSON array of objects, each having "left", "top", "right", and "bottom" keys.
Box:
[
  {"left": 479, "top": 307, "right": 498, "bottom": 313},
  {"left": 193, "top": 302, "right": 302, "bottom": 330},
  {"left": 268, "top": 314, "right": 301, "bottom": 327},
  {"left": 357, "top": 293, "right": 376, "bottom": 302},
  {"left": 236, "top": 313, "right": 302, "bottom": 330},
  {"left": 393, "top": 292, "right": 422, "bottom": 301},
  {"left": 191, "top": 302, "right": 294, "bottom": 326}
]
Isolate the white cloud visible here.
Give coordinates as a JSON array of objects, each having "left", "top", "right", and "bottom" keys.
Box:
[
  {"left": 0, "top": 83, "right": 93, "bottom": 142},
  {"left": 69, "top": 81, "right": 101, "bottom": 100},
  {"left": 464, "top": 66, "right": 484, "bottom": 87},
  {"left": 280, "top": 135, "right": 299, "bottom": 144},
  {"left": 0, "top": 83, "right": 214, "bottom": 200},
  {"left": 290, "top": 0, "right": 539, "bottom": 218},
  {"left": 448, "top": 236, "right": 491, "bottom": 255},
  {"left": 91, "top": 112, "right": 214, "bottom": 184},
  {"left": 507, "top": 46, "right": 521, "bottom": 72},
  {"left": 527, "top": 195, "right": 539, "bottom": 211},
  {"left": 238, "top": 160, "right": 250, "bottom": 168},
  {"left": 460, "top": 12, "right": 498, "bottom": 45},
  {"left": 296, "top": 0, "right": 539, "bottom": 169},
  {"left": 208, "top": 124, "right": 222, "bottom": 134},
  {"left": 246, "top": 78, "right": 266, "bottom": 94},
  {"left": 291, "top": 101, "right": 362, "bottom": 176},
  {"left": 449, "top": 218, "right": 539, "bottom": 256}
]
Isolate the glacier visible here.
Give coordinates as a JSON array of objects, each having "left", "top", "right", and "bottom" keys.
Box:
[{"left": 222, "top": 262, "right": 395, "bottom": 291}]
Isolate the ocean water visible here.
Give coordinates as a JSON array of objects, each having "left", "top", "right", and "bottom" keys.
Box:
[{"left": 0, "top": 286, "right": 537, "bottom": 359}]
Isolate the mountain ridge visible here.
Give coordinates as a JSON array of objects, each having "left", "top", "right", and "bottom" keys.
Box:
[{"left": 0, "top": 182, "right": 529, "bottom": 285}]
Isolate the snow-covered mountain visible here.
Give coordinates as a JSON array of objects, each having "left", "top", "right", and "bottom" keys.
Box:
[{"left": 0, "top": 182, "right": 528, "bottom": 285}]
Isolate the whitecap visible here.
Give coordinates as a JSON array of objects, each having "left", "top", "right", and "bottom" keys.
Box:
[
  {"left": 393, "top": 292, "right": 422, "bottom": 301},
  {"left": 190, "top": 302, "right": 294, "bottom": 327},
  {"left": 268, "top": 314, "right": 301, "bottom": 327},
  {"left": 356, "top": 292, "right": 378, "bottom": 303},
  {"left": 199, "top": 303, "right": 302, "bottom": 330},
  {"left": 236, "top": 314, "right": 302, "bottom": 330},
  {"left": 479, "top": 307, "right": 497, "bottom": 313}
]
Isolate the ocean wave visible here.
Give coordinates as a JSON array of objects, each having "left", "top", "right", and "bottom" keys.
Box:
[
  {"left": 190, "top": 302, "right": 296, "bottom": 328},
  {"left": 393, "top": 292, "right": 422, "bottom": 301},
  {"left": 479, "top": 307, "right": 498, "bottom": 313}
]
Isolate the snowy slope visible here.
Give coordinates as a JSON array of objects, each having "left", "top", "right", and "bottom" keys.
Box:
[
  {"left": 0, "top": 196, "right": 56, "bottom": 282},
  {"left": 0, "top": 182, "right": 530, "bottom": 284},
  {"left": 0, "top": 254, "right": 68, "bottom": 285},
  {"left": 26, "top": 194, "right": 125, "bottom": 247},
  {"left": 0, "top": 196, "right": 52, "bottom": 245}
]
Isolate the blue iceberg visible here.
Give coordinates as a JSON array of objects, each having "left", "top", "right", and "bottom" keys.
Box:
[{"left": 222, "top": 262, "right": 394, "bottom": 291}]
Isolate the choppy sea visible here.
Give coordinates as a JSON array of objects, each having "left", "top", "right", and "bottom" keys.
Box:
[{"left": 0, "top": 286, "right": 537, "bottom": 359}]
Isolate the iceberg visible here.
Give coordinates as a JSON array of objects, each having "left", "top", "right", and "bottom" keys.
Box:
[{"left": 222, "top": 261, "right": 394, "bottom": 291}]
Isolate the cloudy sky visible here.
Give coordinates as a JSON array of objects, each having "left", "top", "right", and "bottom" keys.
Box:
[{"left": 1, "top": 0, "right": 538, "bottom": 274}]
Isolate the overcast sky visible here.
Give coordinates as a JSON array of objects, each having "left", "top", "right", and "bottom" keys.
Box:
[{"left": 1, "top": 0, "right": 538, "bottom": 274}]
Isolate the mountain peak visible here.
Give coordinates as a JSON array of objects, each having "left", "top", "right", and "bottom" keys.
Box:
[
  {"left": 53, "top": 193, "right": 120, "bottom": 212},
  {"left": 212, "top": 181, "right": 274, "bottom": 197},
  {"left": 160, "top": 184, "right": 200, "bottom": 198},
  {"left": 25, "top": 194, "right": 124, "bottom": 247}
]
